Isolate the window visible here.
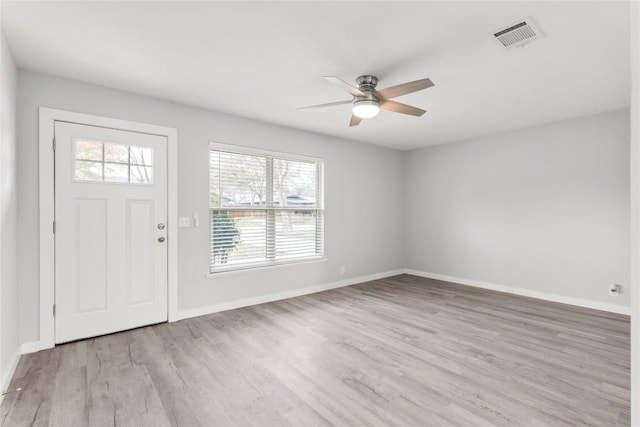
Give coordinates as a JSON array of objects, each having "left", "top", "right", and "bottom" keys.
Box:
[
  {"left": 74, "top": 139, "right": 153, "bottom": 184},
  {"left": 209, "top": 143, "right": 324, "bottom": 272}
]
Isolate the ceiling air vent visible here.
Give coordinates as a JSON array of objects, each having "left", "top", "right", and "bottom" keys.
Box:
[{"left": 492, "top": 17, "right": 544, "bottom": 50}]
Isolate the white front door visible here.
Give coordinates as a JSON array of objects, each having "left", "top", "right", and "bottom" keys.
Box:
[{"left": 54, "top": 121, "right": 168, "bottom": 343}]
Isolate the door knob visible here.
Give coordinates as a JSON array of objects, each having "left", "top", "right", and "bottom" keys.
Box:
[{"left": 158, "top": 237, "right": 165, "bottom": 243}]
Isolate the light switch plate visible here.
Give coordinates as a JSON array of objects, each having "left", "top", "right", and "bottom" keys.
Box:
[{"left": 178, "top": 217, "right": 191, "bottom": 227}]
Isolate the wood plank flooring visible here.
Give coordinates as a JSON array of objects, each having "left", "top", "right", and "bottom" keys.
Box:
[{"left": 1, "top": 274, "right": 630, "bottom": 426}]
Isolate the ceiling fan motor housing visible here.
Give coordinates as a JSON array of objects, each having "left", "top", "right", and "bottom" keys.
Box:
[{"left": 356, "top": 75, "right": 379, "bottom": 92}]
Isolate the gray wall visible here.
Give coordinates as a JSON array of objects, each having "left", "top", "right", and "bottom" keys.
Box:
[
  {"left": 17, "top": 70, "right": 405, "bottom": 344},
  {"left": 1, "top": 32, "right": 19, "bottom": 390},
  {"left": 404, "top": 109, "right": 630, "bottom": 309}
]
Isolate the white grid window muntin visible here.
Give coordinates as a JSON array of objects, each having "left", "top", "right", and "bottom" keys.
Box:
[
  {"left": 209, "top": 143, "right": 324, "bottom": 273},
  {"left": 74, "top": 139, "right": 153, "bottom": 184}
]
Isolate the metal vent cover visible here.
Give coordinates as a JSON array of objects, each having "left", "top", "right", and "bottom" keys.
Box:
[{"left": 492, "top": 17, "right": 544, "bottom": 49}]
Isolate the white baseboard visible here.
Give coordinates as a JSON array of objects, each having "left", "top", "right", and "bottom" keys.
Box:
[
  {"left": 176, "top": 269, "right": 406, "bottom": 321},
  {"left": 20, "top": 341, "right": 45, "bottom": 355},
  {"left": 1, "top": 346, "right": 21, "bottom": 402},
  {"left": 405, "top": 269, "right": 631, "bottom": 316}
]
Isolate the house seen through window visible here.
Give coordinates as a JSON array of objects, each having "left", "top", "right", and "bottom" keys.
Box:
[{"left": 209, "top": 143, "right": 324, "bottom": 272}]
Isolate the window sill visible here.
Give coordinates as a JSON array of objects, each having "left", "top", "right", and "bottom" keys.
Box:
[{"left": 206, "top": 256, "right": 327, "bottom": 278}]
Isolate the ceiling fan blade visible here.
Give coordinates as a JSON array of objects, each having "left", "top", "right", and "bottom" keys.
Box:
[
  {"left": 324, "top": 76, "right": 365, "bottom": 97},
  {"left": 298, "top": 100, "right": 352, "bottom": 110},
  {"left": 376, "top": 78, "right": 434, "bottom": 100},
  {"left": 349, "top": 114, "right": 362, "bottom": 127},
  {"left": 380, "top": 100, "right": 426, "bottom": 116}
]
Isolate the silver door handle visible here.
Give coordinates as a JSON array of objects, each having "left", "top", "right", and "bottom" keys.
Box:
[{"left": 158, "top": 237, "right": 165, "bottom": 243}]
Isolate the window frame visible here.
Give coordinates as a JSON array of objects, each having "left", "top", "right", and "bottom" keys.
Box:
[{"left": 208, "top": 142, "right": 325, "bottom": 274}]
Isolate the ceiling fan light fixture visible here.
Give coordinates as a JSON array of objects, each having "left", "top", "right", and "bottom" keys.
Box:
[
  {"left": 352, "top": 99, "right": 380, "bottom": 119},
  {"left": 299, "top": 75, "right": 433, "bottom": 126}
]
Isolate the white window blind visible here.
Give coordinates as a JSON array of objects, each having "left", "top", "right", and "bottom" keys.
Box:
[{"left": 209, "top": 143, "right": 324, "bottom": 272}]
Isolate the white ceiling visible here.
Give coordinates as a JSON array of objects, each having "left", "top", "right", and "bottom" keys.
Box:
[{"left": 2, "top": 1, "right": 631, "bottom": 150}]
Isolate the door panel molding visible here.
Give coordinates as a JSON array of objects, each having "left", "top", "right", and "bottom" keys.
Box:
[
  {"left": 126, "top": 199, "right": 156, "bottom": 306},
  {"left": 38, "top": 107, "right": 178, "bottom": 350}
]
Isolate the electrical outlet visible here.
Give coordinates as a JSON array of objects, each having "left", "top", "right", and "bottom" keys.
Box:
[
  {"left": 609, "top": 284, "right": 620, "bottom": 296},
  {"left": 340, "top": 266, "right": 346, "bottom": 275},
  {"left": 178, "top": 217, "right": 191, "bottom": 228}
]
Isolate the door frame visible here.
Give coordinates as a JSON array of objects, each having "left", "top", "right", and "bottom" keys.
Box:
[{"left": 38, "top": 107, "right": 179, "bottom": 350}]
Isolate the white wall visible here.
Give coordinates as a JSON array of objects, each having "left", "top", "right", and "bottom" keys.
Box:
[
  {"left": 16, "top": 70, "right": 405, "bottom": 344},
  {"left": 1, "top": 31, "right": 19, "bottom": 392},
  {"left": 629, "top": 1, "right": 639, "bottom": 424},
  {"left": 405, "top": 109, "right": 630, "bottom": 311}
]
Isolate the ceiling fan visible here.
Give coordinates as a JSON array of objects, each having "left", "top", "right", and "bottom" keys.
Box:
[{"left": 299, "top": 75, "right": 434, "bottom": 127}]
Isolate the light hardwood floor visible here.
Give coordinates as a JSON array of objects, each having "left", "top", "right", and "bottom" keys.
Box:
[{"left": 1, "top": 274, "right": 630, "bottom": 426}]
